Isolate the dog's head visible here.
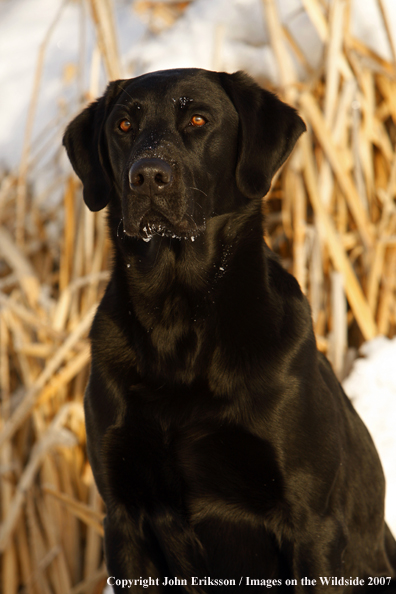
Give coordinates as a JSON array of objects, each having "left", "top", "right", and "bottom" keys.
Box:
[{"left": 63, "top": 69, "right": 305, "bottom": 241}]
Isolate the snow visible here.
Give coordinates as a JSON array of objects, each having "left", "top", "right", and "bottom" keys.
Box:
[
  {"left": 343, "top": 337, "right": 396, "bottom": 536},
  {"left": 0, "top": 0, "right": 395, "bottom": 586},
  {"left": 124, "top": 0, "right": 320, "bottom": 83}
]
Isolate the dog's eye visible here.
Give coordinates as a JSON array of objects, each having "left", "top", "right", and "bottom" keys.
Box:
[
  {"left": 119, "top": 119, "right": 132, "bottom": 132},
  {"left": 190, "top": 115, "right": 207, "bottom": 127}
]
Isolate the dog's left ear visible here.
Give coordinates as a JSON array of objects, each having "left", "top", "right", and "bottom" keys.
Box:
[{"left": 219, "top": 71, "right": 306, "bottom": 199}]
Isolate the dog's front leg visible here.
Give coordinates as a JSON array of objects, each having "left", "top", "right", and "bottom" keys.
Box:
[
  {"left": 148, "top": 510, "right": 209, "bottom": 594},
  {"left": 291, "top": 520, "right": 347, "bottom": 594},
  {"left": 104, "top": 506, "right": 209, "bottom": 594},
  {"left": 104, "top": 508, "right": 168, "bottom": 593}
]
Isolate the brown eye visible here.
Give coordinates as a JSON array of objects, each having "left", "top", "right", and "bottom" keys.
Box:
[
  {"left": 119, "top": 119, "right": 131, "bottom": 132},
  {"left": 190, "top": 115, "right": 207, "bottom": 127}
]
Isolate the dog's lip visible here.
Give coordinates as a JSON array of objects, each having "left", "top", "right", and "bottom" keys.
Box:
[
  {"left": 122, "top": 211, "right": 205, "bottom": 242},
  {"left": 138, "top": 219, "right": 205, "bottom": 242}
]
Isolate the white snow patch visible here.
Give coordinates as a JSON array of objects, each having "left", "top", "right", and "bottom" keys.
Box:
[{"left": 343, "top": 337, "right": 396, "bottom": 537}]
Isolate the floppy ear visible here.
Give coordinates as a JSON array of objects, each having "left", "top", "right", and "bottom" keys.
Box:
[
  {"left": 63, "top": 80, "right": 127, "bottom": 211},
  {"left": 219, "top": 71, "right": 306, "bottom": 199}
]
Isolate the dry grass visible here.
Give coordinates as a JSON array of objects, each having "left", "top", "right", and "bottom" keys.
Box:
[{"left": 0, "top": 0, "right": 395, "bottom": 592}]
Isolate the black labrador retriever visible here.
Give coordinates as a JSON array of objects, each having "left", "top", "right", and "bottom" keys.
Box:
[{"left": 63, "top": 68, "right": 396, "bottom": 593}]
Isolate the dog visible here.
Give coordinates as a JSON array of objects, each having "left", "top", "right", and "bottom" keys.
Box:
[{"left": 63, "top": 68, "right": 396, "bottom": 593}]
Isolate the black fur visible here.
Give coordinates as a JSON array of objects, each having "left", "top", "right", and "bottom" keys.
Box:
[{"left": 63, "top": 68, "right": 396, "bottom": 593}]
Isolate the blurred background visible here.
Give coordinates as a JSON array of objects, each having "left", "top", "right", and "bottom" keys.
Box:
[{"left": 0, "top": 1, "right": 395, "bottom": 592}]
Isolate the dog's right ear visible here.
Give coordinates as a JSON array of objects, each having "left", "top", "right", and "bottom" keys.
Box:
[{"left": 63, "top": 80, "right": 127, "bottom": 211}]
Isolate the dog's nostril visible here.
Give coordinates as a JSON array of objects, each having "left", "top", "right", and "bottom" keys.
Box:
[
  {"left": 155, "top": 172, "right": 170, "bottom": 186},
  {"left": 133, "top": 173, "right": 144, "bottom": 187}
]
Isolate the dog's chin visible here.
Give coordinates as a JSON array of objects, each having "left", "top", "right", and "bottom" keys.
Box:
[{"left": 122, "top": 213, "right": 205, "bottom": 243}]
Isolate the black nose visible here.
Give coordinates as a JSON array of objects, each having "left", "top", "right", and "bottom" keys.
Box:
[{"left": 129, "top": 158, "right": 173, "bottom": 194}]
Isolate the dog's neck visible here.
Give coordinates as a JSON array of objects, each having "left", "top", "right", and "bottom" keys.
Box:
[
  {"left": 106, "top": 200, "right": 269, "bottom": 384},
  {"left": 114, "top": 199, "right": 265, "bottom": 299}
]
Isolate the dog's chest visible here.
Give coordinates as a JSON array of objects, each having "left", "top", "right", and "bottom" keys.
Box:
[
  {"left": 175, "top": 424, "right": 285, "bottom": 519},
  {"left": 104, "top": 411, "right": 284, "bottom": 521}
]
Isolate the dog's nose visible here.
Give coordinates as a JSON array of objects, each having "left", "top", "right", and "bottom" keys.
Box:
[{"left": 129, "top": 158, "right": 173, "bottom": 194}]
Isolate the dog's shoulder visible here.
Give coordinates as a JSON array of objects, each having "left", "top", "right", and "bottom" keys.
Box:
[{"left": 264, "top": 242, "right": 304, "bottom": 303}]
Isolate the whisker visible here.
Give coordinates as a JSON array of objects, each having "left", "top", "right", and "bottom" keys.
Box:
[
  {"left": 185, "top": 212, "right": 199, "bottom": 228},
  {"left": 189, "top": 186, "right": 208, "bottom": 198},
  {"left": 121, "top": 88, "right": 134, "bottom": 102},
  {"left": 154, "top": 239, "right": 162, "bottom": 266},
  {"left": 116, "top": 218, "right": 124, "bottom": 238}
]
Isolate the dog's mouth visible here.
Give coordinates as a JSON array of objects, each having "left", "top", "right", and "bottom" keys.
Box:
[
  {"left": 121, "top": 210, "right": 205, "bottom": 243},
  {"left": 139, "top": 219, "right": 206, "bottom": 243}
]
